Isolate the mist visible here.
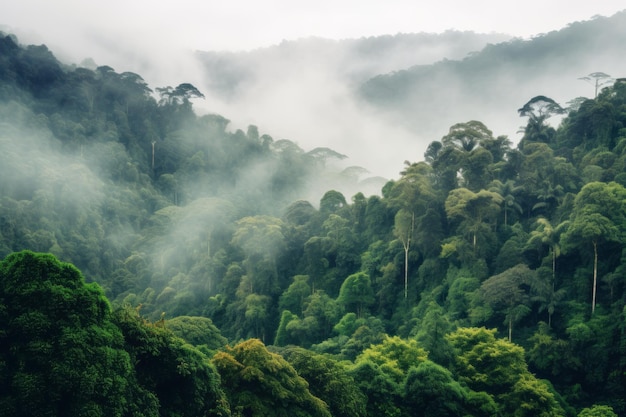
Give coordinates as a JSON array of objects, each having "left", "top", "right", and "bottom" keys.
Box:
[{"left": 5, "top": 7, "right": 625, "bottom": 183}]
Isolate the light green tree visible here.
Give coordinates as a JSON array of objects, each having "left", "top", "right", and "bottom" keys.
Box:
[
  {"left": 578, "top": 404, "right": 618, "bottom": 417},
  {"left": 445, "top": 187, "right": 503, "bottom": 255},
  {"left": 212, "top": 339, "right": 330, "bottom": 417}
]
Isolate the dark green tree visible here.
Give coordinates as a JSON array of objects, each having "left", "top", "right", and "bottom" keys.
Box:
[
  {"left": 561, "top": 182, "right": 626, "bottom": 314},
  {"left": 280, "top": 347, "right": 366, "bottom": 417},
  {"left": 337, "top": 272, "right": 375, "bottom": 318},
  {"left": 0, "top": 251, "right": 141, "bottom": 417}
]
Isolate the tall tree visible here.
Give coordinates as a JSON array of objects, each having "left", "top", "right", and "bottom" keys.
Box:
[
  {"left": 389, "top": 162, "right": 436, "bottom": 298},
  {"left": 561, "top": 182, "right": 626, "bottom": 314},
  {"left": 517, "top": 95, "right": 564, "bottom": 148},
  {"left": 441, "top": 120, "right": 493, "bottom": 152},
  {"left": 445, "top": 188, "right": 503, "bottom": 255},
  {"left": 528, "top": 217, "right": 568, "bottom": 326},
  {"left": 579, "top": 72, "right": 613, "bottom": 98},
  {"left": 478, "top": 264, "right": 537, "bottom": 341}
]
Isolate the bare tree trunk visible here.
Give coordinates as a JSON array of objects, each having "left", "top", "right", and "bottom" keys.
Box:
[
  {"left": 404, "top": 245, "right": 409, "bottom": 299},
  {"left": 592, "top": 240, "right": 598, "bottom": 314},
  {"left": 401, "top": 212, "right": 415, "bottom": 299}
]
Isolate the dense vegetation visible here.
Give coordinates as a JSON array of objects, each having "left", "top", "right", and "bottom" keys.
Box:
[{"left": 1, "top": 25, "right": 626, "bottom": 416}]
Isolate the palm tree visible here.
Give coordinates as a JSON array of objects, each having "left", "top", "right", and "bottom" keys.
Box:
[
  {"left": 489, "top": 180, "right": 523, "bottom": 226},
  {"left": 528, "top": 217, "right": 567, "bottom": 325}
]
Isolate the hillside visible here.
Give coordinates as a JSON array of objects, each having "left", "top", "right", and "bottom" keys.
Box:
[
  {"left": 360, "top": 11, "right": 626, "bottom": 153},
  {"left": 1, "top": 24, "right": 626, "bottom": 416},
  {"left": 196, "top": 31, "right": 511, "bottom": 98},
  {"left": 193, "top": 31, "right": 510, "bottom": 179}
]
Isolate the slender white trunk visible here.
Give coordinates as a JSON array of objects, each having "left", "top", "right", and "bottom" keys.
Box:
[{"left": 592, "top": 240, "right": 598, "bottom": 314}]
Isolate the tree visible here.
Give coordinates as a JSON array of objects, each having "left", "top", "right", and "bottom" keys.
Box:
[
  {"left": 518, "top": 96, "right": 564, "bottom": 147},
  {"left": 337, "top": 272, "right": 375, "bottom": 318},
  {"left": 231, "top": 215, "right": 286, "bottom": 296},
  {"left": 579, "top": 72, "right": 613, "bottom": 98},
  {"left": 403, "top": 360, "right": 492, "bottom": 417},
  {"left": 394, "top": 209, "right": 414, "bottom": 299},
  {"left": 0, "top": 251, "right": 137, "bottom": 417},
  {"left": 446, "top": 327, "right": 563, "bottom": 416},
  {"left": 389, "top": 161, "right": 436, "bottom": 298},
  {"left": 165, "top": 316, "right": 228, "bottom": 351},
  {"left": 528, "top": 217, "right": 568, "bottom": 326},
  {"left": 478, "top": 264, "right": 537, "bottom": 341},
  {"left": 280, "top": 347, "right": 367, "bottom": 417},
  {"left": 319, "top": 190, "right": 347, "bottom": 215},
  {"left": 561, "top": 182, "right": 626, "bottom": 314},
  {"left": 301, "top": 290, "right": 343, "bottom": 343},
  {"left": 348, "top": 359, "right": 402, "bottom": 417},
  {"left": 112, "top": 305, "right": 230, "bottom": 417},
  {"left": 354, "top": 335, "right": 429, "bottom": 400},
  {"left": 157, "top": 82, "right": 205, "bottom": 106},
  {"left": 279, "top": 275, "right": 312, "bottom": 316},
  {"left": 414, "top": 301, "right": 455, "bottom": 366},
  {"left": 442, "top": 120, "right": 493, "bottom": 152},
  {"left": 212, "top": 339, "right": 330, "bottom": 417},
  {"left": 489, "top": 179, "right": 523, "bottom": 226},
  {"left": 445, "top": 188, "right": 503, "bottom": 255},
  {"left": 578, "top": 404, "right": 618, "bottom": 417}
]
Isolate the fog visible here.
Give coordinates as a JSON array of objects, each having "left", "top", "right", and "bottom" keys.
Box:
[{"left": 3, "top": 5, "right": 626, "bottom": 182}]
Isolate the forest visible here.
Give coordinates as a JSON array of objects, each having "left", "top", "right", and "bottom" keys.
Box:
[{"left": 0, "top": 24, "right": 625, "bottom": 417}]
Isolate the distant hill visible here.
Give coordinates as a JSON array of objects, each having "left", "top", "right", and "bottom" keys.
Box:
[
  {"left": 193, "top": 32, "right": 511, "bottom": 179},
  {"left": 360, "top": 11, "right": 626, "bottom": 147},
  {"left": 196, "top": 31, "right": 511, "bottom": 99},
  {"left": 192, "top": 14, "right": 626, "bottom": 179}
]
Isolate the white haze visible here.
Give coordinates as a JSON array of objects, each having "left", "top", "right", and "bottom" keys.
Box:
[{"left": 2, "top": 2, "right": 626, "bottom": 181}]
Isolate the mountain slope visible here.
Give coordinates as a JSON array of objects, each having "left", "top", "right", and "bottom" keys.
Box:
[{"left": 360, "top": 11, "right": 626, "bottom": 151}]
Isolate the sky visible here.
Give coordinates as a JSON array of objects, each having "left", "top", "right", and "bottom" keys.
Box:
[
  {"left": 2, "top": 1, "right": 626, "bottom": 181},
  {"left": 3, "top": 1, "right": 625, "bottom": 57}
]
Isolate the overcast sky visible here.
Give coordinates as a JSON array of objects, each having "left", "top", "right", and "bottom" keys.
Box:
[{"left": 3, "top": 1, "right": 626, "bottom": 54}]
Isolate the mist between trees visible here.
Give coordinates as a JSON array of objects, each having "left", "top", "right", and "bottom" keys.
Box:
[{"left": 1, "top": 24, "right": 626, "bottom": 416}]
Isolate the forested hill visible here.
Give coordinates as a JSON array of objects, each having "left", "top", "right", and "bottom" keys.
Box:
[
  {"left": 360, "top": 10, "right": 626, "bottom": 141},
  {"left": 1, "top": 27, "right": 626, "bottom": 417},
  {"left": 195, "top": 30, "right": 510, "bottom": 99}
]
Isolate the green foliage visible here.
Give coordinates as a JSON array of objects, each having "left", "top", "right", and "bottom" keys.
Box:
[
  {"left": 3, "top": 26, "right": 626, "bottom": 416},
  {"left": 0, "top": 251, "right": 134, "bottom": 417},
  {"left": 477, "top": 264, "right": 537, "bottom": 341},
  {"left": 112, "top": 306, "right": 230, "bottom": 417},
  {"left": 348, "top": 359, "right": 402, "bottom": 417},
  {"left": 355, "top": 335, "right": 427, "bottom": 384},
  {"left": 578, "top": 405, "right": 618, "bottom": 417},
  {"left": 447, "top": 327, "right": 564, "bottom": 416},
  {"left": 403, "top": 360, "right": 496, "bottom": 417},
  {"left": 337, "top": 272, "right": 375, "bottom": 318},
  {"left": 165, "top": 316, "right": 228, "bottom": 351},
  {"left": 212, "top": 339, "right": 330, "bottom": 417},
  {"left": 279, "top": 346, "right": 367, "bottom": 417}
]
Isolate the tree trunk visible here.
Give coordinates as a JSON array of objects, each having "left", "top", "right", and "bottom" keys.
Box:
[
  {"left": 592, "top": 240, "right": 598, "bottom": 314},
  {"left": 401, "top": 211, "right": 414, "bottom": 299},
  {"left": 473, "top": 231, "right": 477, "bottom": 253},
  {"left": 549, "top": 246, "right": 556, "bottom": 327},
  {"left": 404, "top": 245, "right": 409, "bottom": 299}
]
